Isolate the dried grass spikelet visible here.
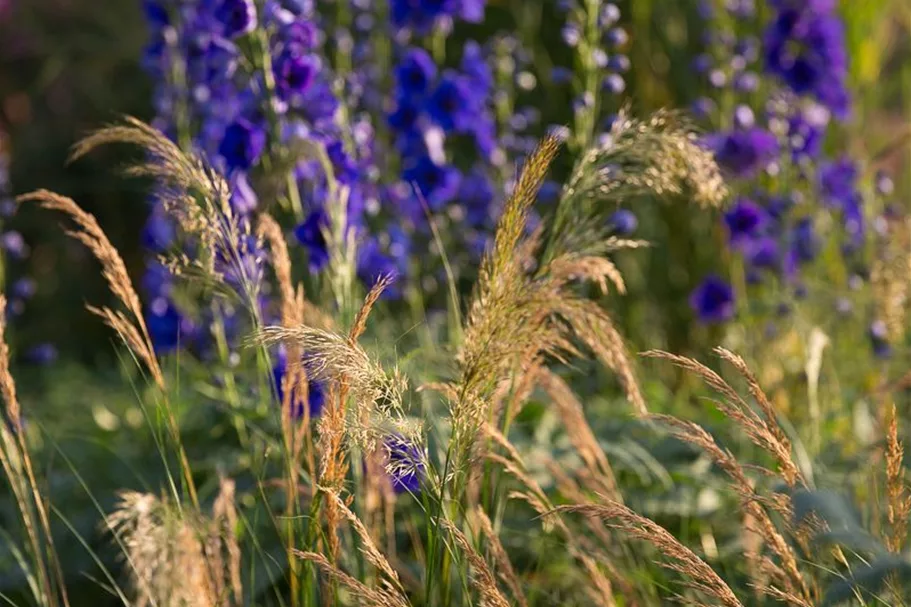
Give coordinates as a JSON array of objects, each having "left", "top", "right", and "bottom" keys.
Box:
[
  {"left": 885, "top": 404, "right": 911, "bottom": 552},
  {"left": 439, "top": 518, "right": 511, "bottom": 607},
  {"left": 321, "top": 488, "right": 406, "bottom": 600},
  {"left": 650, "top": 414, "right": 810, "bottom": 604},
  {"left": 547, "top": 501, "right": 744, "bottom": 607},
  {"left": 547, "top": 109, "right": 727, "bottom": 263},
  {"left": 474, "top": 509, "right": 529, "bottom": 607},
  {"left": 107, "top": 491, "right": 242, "bottom": 607},
  {"left": 0, "top": 294, "right": 70, "bottom": 607},
  {"left": 255, "top": 325, "right": 411, "bottom": 455},
  {"left": 294, "top": 551, "right": 409, "bottom": 607},
  {"left": 71, "top": 118, "right": 264, "bottom": 304},
  {"left": 17, "top": 190, "right": 164, "bottom": 390},
  {"left": 871, "top": 215, "right": 911, "bottom": 342},
  {"left": 212, "top": 476, "right": 243, "bottom": 602},
  {"left": 536, "top": 369, "right": 619, "bottom": 500},
  {"left": 452, "top": 133, "right": 647, "bottom": 484},
  {"left": 642, "top": 348, "right": 802, "bottom": 487}
]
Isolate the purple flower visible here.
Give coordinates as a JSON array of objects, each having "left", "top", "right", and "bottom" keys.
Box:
[
  {"left": 395, "top": 48, "right": 437, "bottom": 99},
  {"left": 745, "top": 236, "right": 781, "bottom": 270},
  {"left": 723, "top": 198, "right": 766, "bottom": 246},
  {"left": 293, "top": 209, "right": 330, "bottom": 271},
  {"left": 142, "top": 203, "right": 176, "bottom": 252},
  {"left": 403, "top": 156, "right": 461, "bottom": 210},
  {"left": 211, "top": 0, "right": 257, "bottom": 39},
  {"left": 426, "top": 74, "right": 476, "bottom": 133},
  {"left": 690, "top": 275, "right": 735, "bottom": 324},
  {"left": 147, "top": 297, "right": 196, "bottom": 354},
  {"left": 818, "top": 156, "right": 858, "bottom": 208},
  {"left": 272, "top": 346, "right": 326, "bottom": 419},
  {"left": 460, "top": 41, "right": 493, "bottom": 91},
  {"left": 142, "top": 260, "right": 174, "bottom": 297},
  {"left": 219, "top": 118, "right": 266, "bottom": 171},
  {"left": 281, "top": 20, "right": 319, "bottom": 52},
  {"left": 274, "top": 51, "right": 320, "bottom": 99},
  {"left": 764, "top": 4, "right": 850, "bottom": 118},
  {"left": 608, "top": 209, "right": 638, "bottom": 235},
  {"left": 384, "top": 434, "right": 425, "bottom": 495},
  {"left": 705, "top": 128, "right": 777, "bottom": 178}
]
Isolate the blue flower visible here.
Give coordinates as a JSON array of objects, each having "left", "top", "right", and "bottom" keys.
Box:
[
  {"left": 764, "top": 3, "right": 850, "bottom": 118},
  {"left": 723, "top": 198, "right": 766, "bottom": 247},
  {"left": 142, "top": 202, "right": 176, "bottom": 252},
  {"left": 745, "top": 236, "right": 781, "bottom": 270},
  {"left": 426, "top": 74, "right": 476, "bottom": 133},
  {"left": 690, "top": 275, "right": 735, "bottom": 324},
  {"left": 147, "top": 297, "right": 196, "bottom": 354},
  {"left": 272, "top": 346, "right": 326, "bottom": 419},
  {"left": 608, "top": 209, "right": 638, "bottom": 235},
  {"left": 142, "top": 260, "right": 174, "bottom": 298},
  {"left": 818, "top": 156, "right": 858, "bottom": 208},
  {"left": 219, "top": 118, "right": 266, "bottom": 171},
  {"left": 460, "top": 41, "right": 493, "bottom": 91},
  {"left": 274, "top": 51, "right": 320, "bottom": 99},
  {"left": 210, "top": 0, "right": 257, "bottom": 39},
  {"left": 384, "top": 434, "right": 425, "bottom": 495},
  {"left": 294, "top": 209, "right": 330, "bottom": 271},
  {"left": 705, "top": 128, "right": 777, "bottom": 178},
  {"left": 403, "top": 156, "right": 461, "bottom": 210},
  {"left": 395, "top": 48, "right": 437, "bottom": 100}
]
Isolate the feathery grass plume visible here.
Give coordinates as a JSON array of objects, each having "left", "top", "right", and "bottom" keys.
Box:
[
  {"left": 452, "top": 131, "right": 648, "bottom": 488},
  {"left": 536, "top": 369, "right": 619, "bottom": 500},
  {"left": 547, "top": 501, "right": 744, "bottom": 607},
  {"left": 650, "top": 414, "right": 811, "bottom": 603},
  {"left": 17, "top": 189, "right": 199, "bottom": 505},
  {"left": 294, "top": 551, "right": 410, "bottom": 607},
  {"left": 884, "top": 404, "right": 911, "bottom": 552},
  {"left": 17, "top": 190, "right": 164, "bottom": 390},
  {"left": 871, "top": 216, "right": 911, "bottom": 342},
  {"left": 545, "top": 108, "right": 728, "bottom": 262},
  {"left": 439, "top": 518, "right": 511, "bottom": 607},
  {"left": 322, "top": 488, "right": 407, "bottom": 601},
  {"left": 642, "top": 349, "right": 802, "bottom": 487},
  {"left": 487, "top": 445, "right": 631, "bottom": 603},
  {"left": 0, "top": 294, "right": 69, "bottom": 607},
  {"left": 212, "top": 476, "right": 243, "bottom": 602},
  {"left": 474, "top": 509, "right": 529, "bottom": 607},
  {"left": 255, "top": 325, "right": 412, "bottom": 455},
  {"left": 70, "top": 118, "right": 264, "bottom": 307},
  {"left": 107, "top": 491, "right": 241, "bottom": 607}
]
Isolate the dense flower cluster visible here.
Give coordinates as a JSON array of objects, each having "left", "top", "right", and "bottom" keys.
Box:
[
  {"left": 764, "top": 0, "right": 850, "bottom": 119},
  {"left": 689, "top": 1, "right": 859, "bottom": 328}
]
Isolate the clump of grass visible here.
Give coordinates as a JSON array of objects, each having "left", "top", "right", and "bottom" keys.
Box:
[{"left": 106, "top": 478, "right": 243, "bottom": 607}]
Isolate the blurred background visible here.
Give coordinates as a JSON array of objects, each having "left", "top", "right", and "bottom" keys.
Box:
[{"left": 1, "top": 0, "right": 908, "bottom": 366}]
